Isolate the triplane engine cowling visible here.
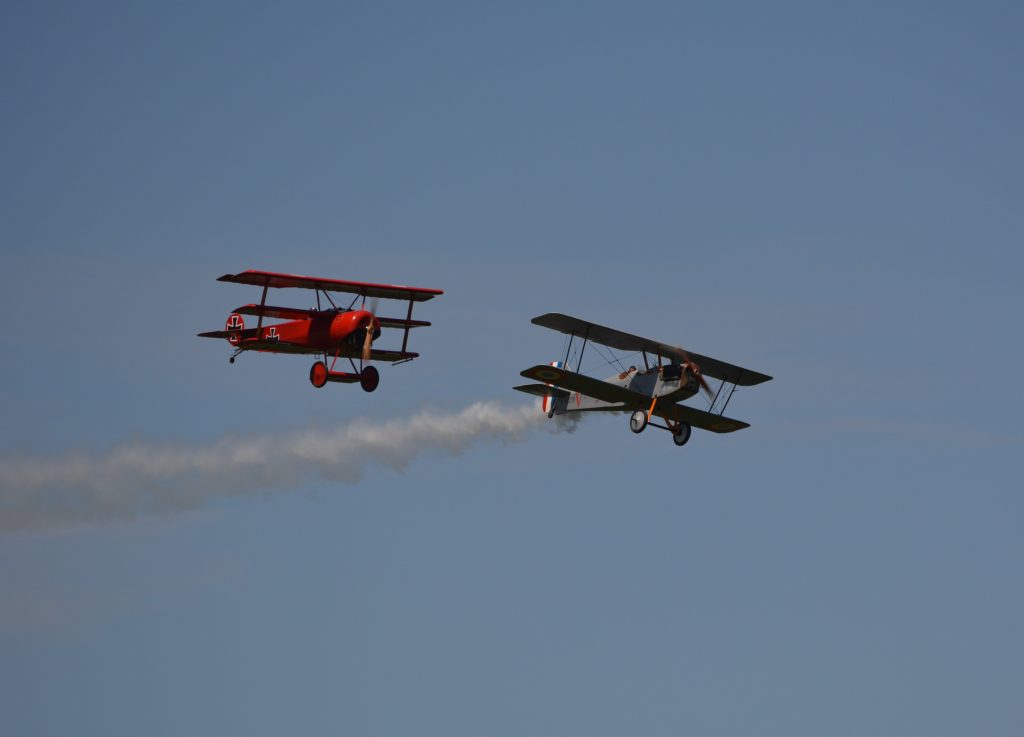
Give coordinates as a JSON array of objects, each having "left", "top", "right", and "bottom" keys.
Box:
[{"left": 330, "top": 309, "right": 380, "bottom": 344}]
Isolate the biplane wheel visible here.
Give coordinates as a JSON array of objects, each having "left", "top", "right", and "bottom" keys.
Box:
[
  {"left": 310, "top": 361, "right": 329, "bottom": 388},
  {"left": 629, "top": 410, "right": 648, "bottom": 434},
  {"left": 672, "top": 422, "right": 692, "bottom": 447},
  {"left": 360, "top": 365, "right": 380, "bottom": 393}
]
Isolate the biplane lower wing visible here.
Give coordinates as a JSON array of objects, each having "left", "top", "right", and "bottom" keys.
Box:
[
  {"left": 531, "top": 313, "right": 772, "bottom": 386},
  {"left": 652, "top": 403, "right": 749, "bottom": 434},
  {"left": 512, "top": 383, "right": 571, "bottom": 399},
  {"left": 519, "top": 364, "right": 750, "bottom": 433},
  {"left": 217, "top": 270, "right": 443, "bottom": 302}
]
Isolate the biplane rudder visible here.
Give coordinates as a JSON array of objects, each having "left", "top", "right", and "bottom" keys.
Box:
[{"left": 541, "top": 361, "right": 570, "bottom": 418}]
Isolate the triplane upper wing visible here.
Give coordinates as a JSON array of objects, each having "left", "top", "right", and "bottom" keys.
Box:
[{"left": 217, "top": 270, "right": 443, "bottom": 302}]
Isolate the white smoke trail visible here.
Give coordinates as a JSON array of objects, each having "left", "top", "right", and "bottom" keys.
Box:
[{"left": 0, "top": 401, "right": 554, "bottom": 534}]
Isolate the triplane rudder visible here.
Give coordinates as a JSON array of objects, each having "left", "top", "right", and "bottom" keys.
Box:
[{"left": 513, "top": 313, "right": 772, "bottom": 449}]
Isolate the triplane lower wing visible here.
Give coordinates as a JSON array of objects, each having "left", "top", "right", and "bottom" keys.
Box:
[
  {"left": 198, "top": 270, "right": 443, "bottom": 392},
  {"left": 514, "top": 313, "right": 771, "bottom": 448}
]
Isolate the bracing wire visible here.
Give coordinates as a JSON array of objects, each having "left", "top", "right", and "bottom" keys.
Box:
[{"left": 584, "top": 344, "right": 636, "bottom": 375}]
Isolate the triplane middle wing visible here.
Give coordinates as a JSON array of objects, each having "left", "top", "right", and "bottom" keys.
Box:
[{"left": 514, "top": 313, "right": 771, "bottom": 448}]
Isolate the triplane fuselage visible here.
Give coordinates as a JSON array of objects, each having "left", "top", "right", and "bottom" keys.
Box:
[
  {"left": 515, "top": 313, "right": 772, "bottom": 448},
  {"left": 198, "top": 270, "right": 443, "bottom": 392}
]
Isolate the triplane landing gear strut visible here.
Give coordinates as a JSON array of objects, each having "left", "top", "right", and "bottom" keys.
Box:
[{"left": 310, "top": 360, "right": 379, "bottom": 393}]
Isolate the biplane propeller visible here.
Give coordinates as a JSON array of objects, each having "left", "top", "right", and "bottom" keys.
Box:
[
  {"left": 514, "top": 313, "right": 771, "bottom": 448},
  {"left": 198, "top": 270, "right": 443, "bottom": 392}
]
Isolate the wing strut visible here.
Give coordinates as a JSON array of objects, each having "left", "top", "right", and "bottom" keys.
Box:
[
  {"left": 576, "top": 327, "right": 590, "bottom": 373},
  {"left": 400, "top": 298, "right": 414, "bottom": 354},
  {"left": 255, "top": 282, "right": 269, "bottom": 336}
]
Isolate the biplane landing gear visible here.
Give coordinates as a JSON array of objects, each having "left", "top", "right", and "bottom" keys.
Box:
[
  {"left": 310, "top": 361, "right": 329, "bottom": 388},
  {"left": 629, "top": 410, "right": 648, "bottom": 434},
  {"left": 671, "top": 422, "right": 692, "bottom": 447},
  {"left": 360, "top": 365, "right": 380, "bottom": 393},
  {"left": 229, "top": 356, "right": 235, "bottom": 364}
]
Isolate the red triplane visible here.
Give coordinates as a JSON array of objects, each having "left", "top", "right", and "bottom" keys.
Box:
[{"left": 198, "top": 270, "right": 443, "bottom": 391}]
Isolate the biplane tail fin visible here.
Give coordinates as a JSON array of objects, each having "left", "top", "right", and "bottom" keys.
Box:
[
  {"left": 511, "top": 361, "right": 572, "bottom": 417},
  {"left": 540, "top": 361, "right": 568, "bottom": 417}
]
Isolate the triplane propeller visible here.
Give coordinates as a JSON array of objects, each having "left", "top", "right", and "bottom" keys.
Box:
[
  {"left": 514, "top": 313, "right": 771, "bottom": 447},
  {"left": 198, "top": 270, "right": 443, "bottom": 392}
]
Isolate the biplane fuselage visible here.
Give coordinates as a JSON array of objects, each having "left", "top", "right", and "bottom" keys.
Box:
[{"left": 546, "top": 363, "right": 702, "bottom": 415}]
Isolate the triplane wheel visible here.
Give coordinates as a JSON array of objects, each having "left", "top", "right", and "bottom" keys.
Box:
[
  {"left": 309, "top": 361, "right": 329, "bottom": 388},
  {"left": 360, "top": 365, "right": 380, "bottom": 393},
  {"left": 671, "top": 422, "right": 692, "bottom": 447},
  {"left": 629, "top": 409, "right": 648, "bottom": 434}
]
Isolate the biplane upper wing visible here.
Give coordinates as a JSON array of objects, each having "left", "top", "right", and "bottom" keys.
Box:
[
  {"left": 531, "top": 313, "right": 772, "bottom": 386},
  {"left": 519, "top": 364, "right": 750, "bottom": 433},
  {"left": 218, "top": 270, "right": 443, "bottom": 302}
]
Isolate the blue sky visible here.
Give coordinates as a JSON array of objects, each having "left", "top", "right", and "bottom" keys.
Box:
[{"left": 1, "top": 1, "right": 1022, "bottom": 735}]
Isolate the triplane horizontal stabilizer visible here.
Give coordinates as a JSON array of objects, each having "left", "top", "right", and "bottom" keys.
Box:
[
  {"left": 198, "top": 269, "right": 443, "bottom": 392},
  {"left": 513, "top": 313, "right": 771, "bottom": 448}
]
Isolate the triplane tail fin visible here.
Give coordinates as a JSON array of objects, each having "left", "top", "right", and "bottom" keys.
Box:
[{"left": 224, "top": 312, "right": 245, "bottom": 345}]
